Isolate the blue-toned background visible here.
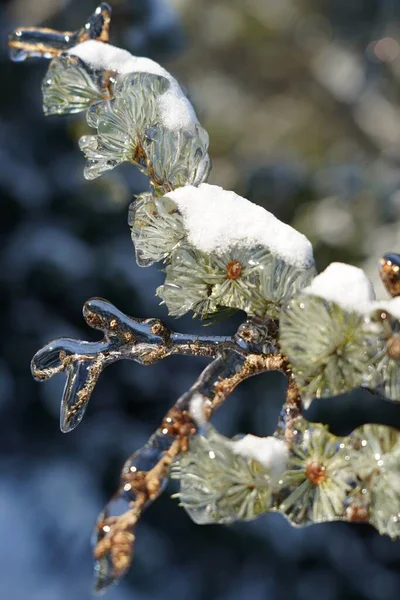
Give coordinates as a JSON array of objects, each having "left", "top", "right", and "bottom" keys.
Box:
[{"left": 1, "top": 1, "right": 400, "bottom": 598}]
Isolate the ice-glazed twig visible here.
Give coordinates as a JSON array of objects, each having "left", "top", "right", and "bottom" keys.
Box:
[
  {"left": 92, "top": 325, "right": 285, "bottom": 592},
  {"left": 8, "top": 3, "right": 111, "bottom": 62},
  {"left": 31, "top": 299, "right": 276, "bottom": 433},
  {"left": 31, "top": 298, "right": 240, "bottom": 432},
  {"left": 277, "top": 372, "right": 303, "bottom": 444},
  {"left": 379, "top": 253, "right": 400, "bottom": 298},
  {"left": 31, "top": 303, "right": 285, "bottom": 592}
]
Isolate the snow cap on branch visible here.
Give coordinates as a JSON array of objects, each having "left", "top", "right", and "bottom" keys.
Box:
[
  {"left": 304, "top": 262, "right": 376, "bottom": 312},
  {"left": 165, "top": 184, "right": 314, "bottom": 269},
  {"left": 67, "top": 40, "right": 198, "bottom": 130},
  {"left": 230, "top": 435, "right": 288, "bottom": 482}
]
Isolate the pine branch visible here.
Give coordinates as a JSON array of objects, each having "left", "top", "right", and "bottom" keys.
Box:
[{"left": 8, "top": 5, "right": 400, "bottom": 596}]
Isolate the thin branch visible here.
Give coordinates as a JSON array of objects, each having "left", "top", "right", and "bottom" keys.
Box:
[
  {"left": 30, "top": 301, "right": 286, "bottom": 592},
  {"left": 31, "top": 298, "right": 241, "bottom": 432},
  {"left": 132, "top": 137, "right": 174, "bottom": 195},
  {"left": 279, "top": 373, "right": 303, "bottom": 443},
  {"left": 92, "top": 331, "right": 285, "bottom": 592},
  {"left": 8, "top": 3, "right": 111, "bottom": 62}
]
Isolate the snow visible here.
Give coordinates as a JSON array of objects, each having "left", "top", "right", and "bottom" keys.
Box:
[
  {"left": 230, "top": 435, "right": 288, "bottom": 482},
  {"left": 165, "top": 184, "right": 315, "bottom": 269},
  {"left": 373, "top": 297, "right": 400, "bottom": 321},
  {"left": 68, "top": 40, "right": 164, "bottom": 76},
  {"left": 189, "top": 392, "right": 207, "bottom": 426},
  {"left": 157, "top": 89, "right": 197, "bottom": 131},
  {"left": 67, "top": 40, "right": 198, "bottom": 130},
  {"left": 304, "top": 262, "right": 376, "bottom": 312}
]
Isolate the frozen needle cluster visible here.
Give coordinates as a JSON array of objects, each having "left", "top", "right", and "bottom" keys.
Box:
[{"left": 8, "top": 4, "right": 400, "bottom": 594}]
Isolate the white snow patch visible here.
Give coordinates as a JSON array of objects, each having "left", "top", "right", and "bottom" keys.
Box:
[
  {"left": 230, "top": 435, "right": 288, "bottom": 482},
  {"left": 373, "top": 297, "right": 400, "bottom": 321},
  {"left": 189, "top": 392, "right": 207, "bottom": 426},
  {"left": 304, "top": 262, "right": 376, "bottom": 312},
  {"left": 68, "top": 40, "right": 165, "bottom": 76},
  {"left": 67, "top": 40, "right": 198, "bottom": 130},
  {"left": 165, "top": 184, "right": 314, "bottom": 269}
]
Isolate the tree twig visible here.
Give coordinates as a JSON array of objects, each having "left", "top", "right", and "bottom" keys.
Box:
[
  {"left": 31, "top": 297, "right": 243, "bottom": 432},
  {"left": 91, "top": 317, "right": 286, "bottom": 590}
]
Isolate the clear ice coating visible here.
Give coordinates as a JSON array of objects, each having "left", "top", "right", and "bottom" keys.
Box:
[
  {"left": 93, "top": 494, "right": 136, "bottom": 594},
  {"left": 129, "top": 194, "right": 185, "bottom": 266},
  {"left": 258, "top": 254, "right": 316, "bottom": 318},
  {"left": 8, "top": 3, "right": 111, "bottom": 62},
  {"left": 94, "top": 553, "right": 119, "bottom": 595},
  {"left": 156, "top": 244, "right": 314, "bottom": 320},
  {"left": 30, "top": 296, "right": 241, "bottom": 434},
  {"left": 42, "top": 54, "right": 114, "bottom": 116},
  {"left": 379, "top": 252, "right": 400, "bottom": 298},
  {"left": 171, "top": 425, "right": 274, "bottom": 524},
  {"left": 31, "top": 336, "right": 108, "bottom": 432},
  {"left": 79, "top": 72, "right": 170, "bottom": 180},
  {"left": 277, "top": 419, "right": 356, "bottom": 525},
  {"left": 172, "top": 417, "right": 400, "bottom": 537},
  {"left": 371, "top": 308, "right": 400, "bottom": 402},
  {"left": 350, "top": 424, "right": 400, "bottom": 538},
  {"left": 142, "top": 123, "right": 211, "bottom": 190},
  {"left": 79, "top": 71, "right": 210, "bottom": 189},
  {"left": 30, "top": 298, "right": 168, "bottom": 432},
  {"left": 279, "top": 293, "right": 387, "bottom": 406},
  {"left": 92, "top": 426, "right": 182, "bottom": 591}
]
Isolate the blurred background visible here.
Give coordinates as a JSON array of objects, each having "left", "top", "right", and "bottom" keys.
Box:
[{"left": 1, "top": 0, "right": 400, "bottom": 599}]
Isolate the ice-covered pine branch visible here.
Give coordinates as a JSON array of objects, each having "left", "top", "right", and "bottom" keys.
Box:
[{"left": 9, "top": 3, "right": 400, "bottom": 595}]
